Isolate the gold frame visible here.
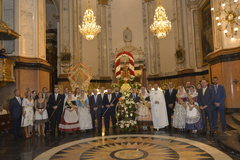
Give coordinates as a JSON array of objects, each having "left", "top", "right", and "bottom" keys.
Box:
[{"left": 198, "top": 0, "right": 214, "bottom": 66}]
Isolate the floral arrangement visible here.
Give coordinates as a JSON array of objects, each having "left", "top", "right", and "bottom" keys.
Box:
[
  {"left": 116, "top": 83, "right": 138, "bottom": 131},
  {"left": 131, "top": 82, "right": 141, "bottom": 89},
  {"left": 111, "top": 83, "right": 119, "bottom": 89}
]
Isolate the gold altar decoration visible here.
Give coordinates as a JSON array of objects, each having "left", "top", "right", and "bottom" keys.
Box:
[
  {"left": 0, "top": 20, "right": 20, "bottom": 40},
  {"left": 78, "top": 4, "right": 101, "bottom": 40},
  {"left": 211, "top": 0, "right": 240, "bottom": 39},
  {"left": 0, "top": 58, "right": 15, "bottom": 82},
  {"left": 68, "top": 63, "right": 92, "bottom": 91},
  {"left": 150, "top": 3, "right": 172, "bottom": 39}
]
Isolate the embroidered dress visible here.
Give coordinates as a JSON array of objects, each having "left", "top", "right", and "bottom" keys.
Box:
[
  {"left": 137, "top": 93, "right": 152, "bottom": 121},
  {"left": 73, "top": 95, "right": 92, "bottom": 130},
  {"left": 172, "top": 90, "right": 188, "bottom": 129},
  {"left": 185, "top": 92, "right": 203, "bottom": 131},
  {"left": 59, "top": 98, "right": 79, "bottom": 132}
]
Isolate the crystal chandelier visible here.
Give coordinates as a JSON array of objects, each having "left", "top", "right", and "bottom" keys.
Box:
[
  {"left": 150, "top": 5, "right": 172, "bottom": 39},
  {"left": 211, "top": 0, "right": 240, "bottom": 39},
  {"left": 79, "top": 8, "right": 101, "bottom": 40}
]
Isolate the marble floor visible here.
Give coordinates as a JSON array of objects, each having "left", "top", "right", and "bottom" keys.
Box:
[{"left": 0, "top": 129, "right": 239, "bottom": 160}]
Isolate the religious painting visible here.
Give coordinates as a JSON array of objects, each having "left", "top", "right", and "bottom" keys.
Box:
[{"left": 199, "top": 0, "right": 214, "bottom": 63}]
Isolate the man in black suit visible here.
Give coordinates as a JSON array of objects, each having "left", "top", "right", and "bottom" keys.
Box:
[
  {"left": 96, "top": 87, "right": 105, "bottom": 132},
  {"left": 9, "top": 89, "right": 22, "bottom": 139},
  {"left": 89, "top": 89, "right": 99, "bottom": 130},
  {"left": 130, "top": 88, "right": 140, "bottom": 103},
  {"left": 164, "top": 82, "right": 177, "bottom": 127},
  {"left": 48, "top": 87, "right": 64, "bottom": 136},
  {"left": 197, "top": 80, "right": 215, "bottom": 135},
  {"left": 103, "top": 89, "right": 117, "bottom": 131}
]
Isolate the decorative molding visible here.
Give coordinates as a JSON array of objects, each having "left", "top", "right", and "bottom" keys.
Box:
[
  {"left": 13, "top": 57, "right": 52, "bottom": 72},
  {"left": 144, "top": 0, "right": 154, "bottom": 2},
  {"left": 57, "top": 78, "right": 112, "bottom": 83},
  {"left": 148, "top": 70, "right": 209, "bottom": 81},
  {"left": 98, "top": 0, "right": 108, "bottom": 5},
  {"left": 206, "top": 47, "right": 240, "bottom": 65}
]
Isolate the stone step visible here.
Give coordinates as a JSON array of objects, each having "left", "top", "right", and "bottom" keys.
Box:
[
  {"left": 217, "top": 130, "right": 240, "bottom": 157},
  {"left": 232, "top": 113, "right": 240, "bottom": 125},
  {"left": 226, "top": 115, "right": 240, "bottom": 130}
]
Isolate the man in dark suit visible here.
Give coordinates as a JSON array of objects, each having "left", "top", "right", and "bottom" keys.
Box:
[
  {"left": 48, "top": 87, "right": 63, "bottom": 136},
  {"left": 164, "top": 82, "right": 177, "bottom": 127},
  {"left": 103, "top": 89, "right": 118, "bottom": 131},
  {"left": 96, "top": 87, "right": 105, "bottom": 132},
  {"left": 211, "top": 77, "right": 226, "bottom": 133},
  {"left": 197, "top": 80, "right": 215, "bottom": 135},
  {"left": 130, "top": 88, "right": 140, "bottom": 103},
  {"left": 89, "top": 89, "right": 99, "bottom": 130},
  {"left": 9, "top": 89, "right": 22, "bottom": 139}
]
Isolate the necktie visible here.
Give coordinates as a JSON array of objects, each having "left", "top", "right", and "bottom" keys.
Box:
[
  {"left": 94, "top": 95, "right": 97, "bottom": 102},
  {"left": 55, "top": 94, "right": 58, "bottom": 101},
  {"left": 214, "top": 85, "right": 218, "bottom": 93},
  {"left": 108, "top": 94, "right": 111, "bottom": 102},
  {"left": 169, "top": 89, "right": 172, "bottom": 96},
  {"left": 17, "top": 97, "right": 20, "bottom": 104}
]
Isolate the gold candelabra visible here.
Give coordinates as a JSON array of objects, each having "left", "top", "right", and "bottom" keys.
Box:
[
  {"left": 79, "top": 2, "right": 101, "bottom": 40},
  {"left": 150, "top": 2, "right": 172, "bottom": 39}
]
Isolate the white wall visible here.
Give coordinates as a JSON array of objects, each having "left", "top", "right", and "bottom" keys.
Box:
[{"left": 111, "top": 0, "right": 144, "bottom": 51}]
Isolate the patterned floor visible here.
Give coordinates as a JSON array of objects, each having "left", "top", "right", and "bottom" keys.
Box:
[{"left": 34, "top": 135, "right": 232, "bottom": 160}]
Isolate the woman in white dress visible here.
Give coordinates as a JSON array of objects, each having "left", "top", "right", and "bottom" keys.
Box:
[
  {"left": 21, "top": 90, "right": 34, "bottom": 138},
  {"left": 172, "top": 86, "right": 188, "bottom": 130},
  {"left": 59, "top": 91, "right": 79, "bottom": 132},
  {"left": 137, "top": 87, "right": 152, "bottom": 130},
  {"left": 34, "top": 92, "right": 48, "bottom": 136},
  {"left": 185, "top": 85, "right": 203, "bottom": 133},
  {"left": 73, "top": 88, "right": 92, "bottom": 131}
]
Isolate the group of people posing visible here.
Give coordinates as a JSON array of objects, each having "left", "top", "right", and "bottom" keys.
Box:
[{"left": 8, "top": 76, "right": 226, "bottom": 139}]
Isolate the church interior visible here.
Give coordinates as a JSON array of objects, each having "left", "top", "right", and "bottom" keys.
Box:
[{"left": 0, "top": 0, "right": 240, "bottom": 159}]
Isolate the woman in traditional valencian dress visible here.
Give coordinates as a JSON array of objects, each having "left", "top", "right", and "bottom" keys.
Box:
[
  {"left": 21, "top": 90, "right": 35, "bottom": 138},
  {"left": 34, "top": 92, "right": 48, "bottom": 136},
  {"left": 137, "top": 87, "right": 152, "bottom": 131},
  {"left": 172, "top": 86, "right": 188, "bottom": 130},
  {"left": 59, "top": 91, "right": 79, "bottom": 132},
  {"left": 185, "top": 85, "right": 203, "bottom": 133},
  {"left": 73, "top": 88, "right": 92, "bottom": 131}
]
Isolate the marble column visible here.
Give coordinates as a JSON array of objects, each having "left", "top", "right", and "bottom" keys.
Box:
[
  {"left": 11, "top": 0, "right": 50, "bottom": 95},
  {"left": 143, "top": 0, "right": 160, "bottom": 76},
  {"left": 97, "top": 0, "right": 112, "bottom": 77}
]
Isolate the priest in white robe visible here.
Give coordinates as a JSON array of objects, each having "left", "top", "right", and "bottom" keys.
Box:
[{"left": 150, "top": 84, "right": 169, "bottom": 130}]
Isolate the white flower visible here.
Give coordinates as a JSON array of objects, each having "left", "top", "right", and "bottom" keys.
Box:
[
  {"left": 126, "top": 115, "right": 129, "bottom": 118},
  {"left": 129, "top": 105, "right": 132, "bottom": 108},
  {"left": 120, "top": 124, "right": 124, "bottom": 128},
  {"left": 126, "top": 124, "right": 130, "bottom": 127},
  {"left": 130, "top": 113, "right": 133, "bottom": 117}
]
